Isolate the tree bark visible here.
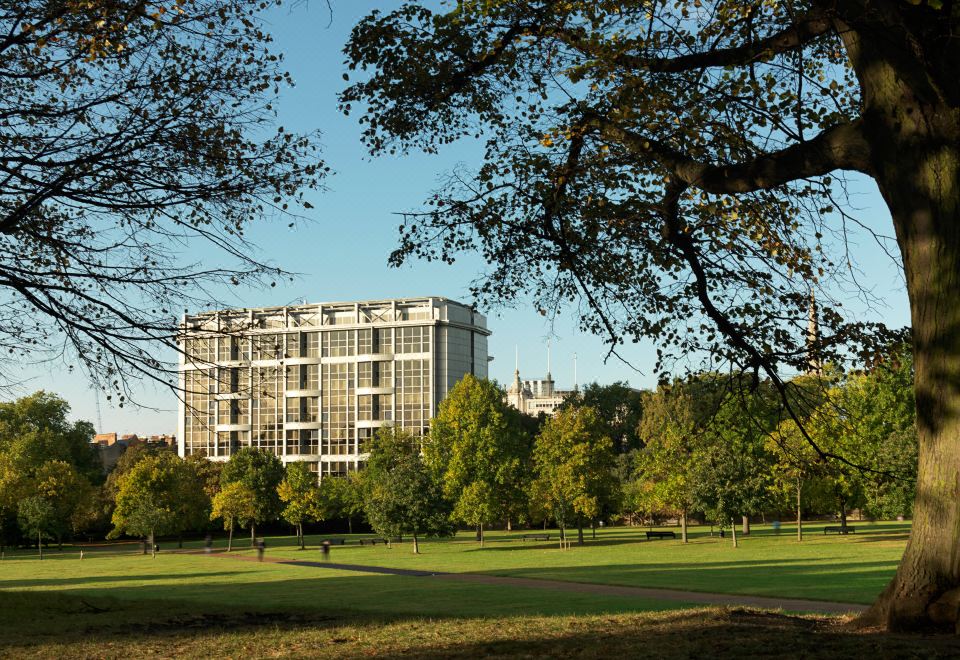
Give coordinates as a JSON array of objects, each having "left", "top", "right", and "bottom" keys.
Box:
[
  {"left": 797, "top": 476, "right": 803, "bottom": 543},
  {"left": 731, "top": 519, "right": 738, "bottom": 548},
  {"left": 228, "top": 524, "right": 233, "bottom": 552},
  {"left": 38, "top": 531, "right": 42, "bottom": 560},
  {"left": 577, "top": 519, "right": 584, "bottom": 545},
  {"left": 150, "top": 530, "right": 155, "bottom": 559},
  {"left": 347, "top": 516, "right": 353, "bottom": 534},
  {"left": 299, "top": 523, "right": 304, "bottom": 550},
  {"left": 846, "top": 12, "right": 960, "bottom": 629},
  {"left": 479, "top": 523, "right": 484, "bottom": 547},
  {"left": 250, "top": 523, "right": 255, "bottom": 546},
  {"left": 839, "top": 497, "right": 848, "bottom": 534},
  {"left": 742, "top": 515, "right": 750, "bottom": 536},
  {"left": 681, "top": 511, "right": 689, "bottom": 544},
  {"left": 413, "top": 534, "right": 419, "bottom": 554}
]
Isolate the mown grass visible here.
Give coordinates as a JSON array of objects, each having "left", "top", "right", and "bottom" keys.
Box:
[{"left": 193, "top": 521, "right": 908, "bottom": 605}]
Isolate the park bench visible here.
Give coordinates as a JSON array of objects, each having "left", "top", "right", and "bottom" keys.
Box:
[
  {"left": 521, "top": 534, "right": 550, "bottom": 542},
  {"left": 324, "top": 538, "right": 346, "bottom": 545},
  {"left": 646, "top": 531, "right": 676, "bottom": 540},
  {"left": 823, "top": 526, "right": 856, "bottom": 535},
  {"left": 359, "top": 538, "right": 380, "bottom": 546}
]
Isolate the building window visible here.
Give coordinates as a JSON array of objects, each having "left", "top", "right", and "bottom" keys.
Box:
[
  {"left": 397, "top": 326, "right": 428, "bottom": 354},
  {"left": 322, "top": 330, "right": 354, "bottom": 357}
]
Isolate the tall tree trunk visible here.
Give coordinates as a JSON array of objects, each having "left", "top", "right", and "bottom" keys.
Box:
[
  {"left": 150, "top": 531, "right": 156, "bottom": 559},
  {"left": 839, "top": 497, "right": 848, "bottom": 534},
  {"left": 479, "top": 523, "right": 484, "bottom": 547},
  {"left": 347, "top": 516, "right": 353, "bottom": 534},
  {"left": 796, "top": 476, "right": 803, "bottom": 543},
  {"left": 38, "top": 531, "right": 42, "bottom": 560},
  {"left": 742, "top": 516, "right": 750, "bottom": 536},
  {"left": 413, "top": 534, "right": 419, "bottom": 554},
  {"left": 842, "top": 13, "right": 960, "bottom": 631},
  {"left": 577, "top": 518, "right": 584, "bottom": 545},
  {"left": 299, "top": 523, "right": 304, "bottom": 550},
  {"left": 507, "top": 518, "right": 512, "bottom": 532},
  {"left": 228, "top": 524, "right": 233, "bottom": 552},
  {"left": 250, "top": 523, "right": 255, "bottom": 546},
  {"left": 731, "top": 519, "right": 737, "bottom": 548},
  {"left": 681, "top": 510, "right": 689, "bottom": 544}
]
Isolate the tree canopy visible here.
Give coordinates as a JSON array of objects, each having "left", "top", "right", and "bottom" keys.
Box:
[
  {"left": 342, "top": 0, "right": 960, "bottom": 629},
  {"left": 0, "top": 1, "right": 323, "bottom": 395}
]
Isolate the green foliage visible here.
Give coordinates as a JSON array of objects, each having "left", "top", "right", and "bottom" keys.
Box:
[
  {"left": 362, "top": 428, "right": 454, "bottom": 550},
  {"left": 211, "top": 482, "right": 257, "bottom": 548},
  {"left": 0, "top": 392, "right": 100, "bottom": 482},
  {"left": 425, "top": 375, "right": 532, "bottom": 535},
  {"left": 220, "top": 447, "right": 284, "bottom": 527},
  {"left": 110, "top": 452, "right": 209, "bottom": 544},
  {"left": 320, "top": 472, "right": 366, "bottom": 525},
  {"left": 17, "top": 495, "right": 57, "bottom": 554},
  {"left": 560, "top": 382, "right": 644, "bottom": 453},
  {"left": 530, "top": 407, "right": 618, "bottom": 537}
]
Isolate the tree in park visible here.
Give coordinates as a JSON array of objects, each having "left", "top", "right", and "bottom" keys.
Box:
[
  {"left": 342, "top": 1, "right": 960, "bottom": 628},
  {"left": 277, "top": 461, "right": 321, "bottom": 550},
  {"left": 424, "top": 375, "right": 531, "bottom": 544},
  {"left": 361, "top": 428, "right": 454, "bottom": 554},
  {"left": 0, "top": 2, "right": 322, "bottom": 396},
  {"left": 29, "top": 460, "right": 98, "bottom": 548},
  {"left": 529, "top": 407, "right": 617, "bottom": 547},
  {"left": 109, "top": 452, "right": 209, "bottom": 558},
  {"left": 17, "top": 495, "right": 56, "bottom": 559},
  {"left": 211, "top": 482, "right": 257, "bottom": 553},
  {"left": 220, "top": 447, "right": 284, "bottom": 544},
  {"left": 559, "top": 382, "right": 644, "bottom": 453},
  {"left": 633, "top": 385, "right": 699, "bottom": 542},
  {"left": 320, "top": 471, "right": 366, "bottom": 534},
  {"left": 0, "top": 392, "right": 100, "bottom": 482}
]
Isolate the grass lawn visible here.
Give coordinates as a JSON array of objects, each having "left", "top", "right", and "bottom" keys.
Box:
[
  {"left": 2, "top": 521, "right": 955, "bottom": 658},
  {"left": 210, "top": 521, "right": 909, "bottom": 605}
]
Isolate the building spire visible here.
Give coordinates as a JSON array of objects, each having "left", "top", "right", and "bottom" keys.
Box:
[
  {"left": 546, "top": 338, "right": 551, "bottom": 379},
  {"left": 573, "top": 352, "right": 578, "bottom": 392}
]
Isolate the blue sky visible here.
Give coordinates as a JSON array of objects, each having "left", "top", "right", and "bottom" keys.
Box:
[{"left": 21, "top": 1, "right": 910, "bottom": 434}]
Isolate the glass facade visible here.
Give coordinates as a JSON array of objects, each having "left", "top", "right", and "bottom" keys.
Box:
[{"left": 178, "top": 298, "right": 489, "bottom": 480}]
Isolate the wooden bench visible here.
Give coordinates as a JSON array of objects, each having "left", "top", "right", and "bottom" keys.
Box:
[
  {"left": 324, "top": 538, "right": 346, "bottom": 545},
  {"left": 521, "top": 534, "right": 550, "bottom": 542},
  {"left": 359, "top": 538, "right": 380, "bottom": 546},
  {"left": 359, "top": 537, "right": 403, "bottom": 546},
  {"left": 823, "top": 526, "right": 856, "bottom": 535},
  {"left": 646, "top": 531, "right": 676, "bottom": 540}
]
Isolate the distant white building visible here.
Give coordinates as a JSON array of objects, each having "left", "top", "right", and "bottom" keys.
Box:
[
  {"left": 177, "top": 297, "right": 490, "bottom": 479},
  {"left": 505, "top": 365, "right": 575, "bottom": 417}
]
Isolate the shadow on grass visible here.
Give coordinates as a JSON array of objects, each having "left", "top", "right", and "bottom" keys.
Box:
[{"left": 0, "top": 571, "right": 241, "bottom": 588}]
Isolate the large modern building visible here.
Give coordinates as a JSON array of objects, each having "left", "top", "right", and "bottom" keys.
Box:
[{"left": 177, "top": 297, "right": 490, "bottom": 478}]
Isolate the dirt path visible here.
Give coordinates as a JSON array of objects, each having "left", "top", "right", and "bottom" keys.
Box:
[{"left": 206, "top": 551, "right": 866, "bottom": 615}]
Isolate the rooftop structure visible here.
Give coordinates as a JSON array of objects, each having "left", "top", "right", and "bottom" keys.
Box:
[{"left": 177, "top": 297, "right": 490, "bottom": 479}]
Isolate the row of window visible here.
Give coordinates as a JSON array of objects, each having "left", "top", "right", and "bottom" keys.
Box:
[{"left": 185, "top": 326, "right": 432, "bottom": 364}]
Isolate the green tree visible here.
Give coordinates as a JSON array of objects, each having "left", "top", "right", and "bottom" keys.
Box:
[
  {"left": 342, "top": 0, "right": 960, "bottom": 628},
  {"left": 560, "top": 382, "right": 644, "bottom": 453},
  {"left": 425, "top": 375, "right": 531, "bottom": 544},
  {"left": 530, "top": 407, "right": 617, "bottom": 547},
  {"left": 184, "top": 453, "right": 224, "bottom": 501},
  {"left": 17, "top": 495, "right": 56, "bottom": 559},
  {"left": 320, "top": 472, "right": 366, "bottom": 534},
  {"left": 361, "top": 428, "right": 454, "bottom": 554},
  {"left": 109, "top": 453, "right": 208, "bottom": 558},
  {"left": 0, "top": 2, "right": 322, "bottom": 392},
  {"left": 278, "top": 461, "right": 320, "bottom": 550},
  {"left": 211, "top": 482, "right": 257, "bottom": 552},
  {"left": 220, "top": 448, "right": 284, "bottom": 545},
  {"left": 0, "top": 392, "right": 99, "bottom": 481},
  {"left": 30, "top": 460, "right": 97, "bottom": 548}
]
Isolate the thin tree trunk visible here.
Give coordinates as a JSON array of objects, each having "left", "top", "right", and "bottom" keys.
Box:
[
  {"left": 681, "top": 510, "right": 688, "bottom": 544},
  {"left": 742, "top": 516, "right": 750, "bottom": 536},
  {"left": 577, "top": 518, "right": 584, "bottom": 545},
  {"left": 250, "top": 523, "right": 255, "bottom": 546},
  {"left": 507, "top": 518, "right": 512, "bottom": 532},
  {"left": 840, "top": 498, "right": 848, "bottom": 534},
  {"left": 731, "top": 519, "right": 738, "bottom": 548},
  {"left": 413, "top": 534, "right": 419, "bottom": 554},
  {"left": 797, "top": 476, "right": 803, "bottom": 543},
  {"left": 299, "top": 522, "right": 304, "bottom": 550},
  {"left": 348, "top": 516, "right": 353, "bottom": 534},
  {"left": 178, "top": 533, "right": 183, "bottom": 549},
  {"left": 38, "top": 531, "right": 42, "bottom": 560},
  {"left": 228, "top": 524, "right": 233, "bottom": 552},
  {"left": 150, "top": 531, "right": 156, "bottom": 559},
  {"left": 479, "top": 523, "right": 484, "bottom": 547},
  {"left": 592, "top": 521, "right": 596, "bottom": 540}
]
